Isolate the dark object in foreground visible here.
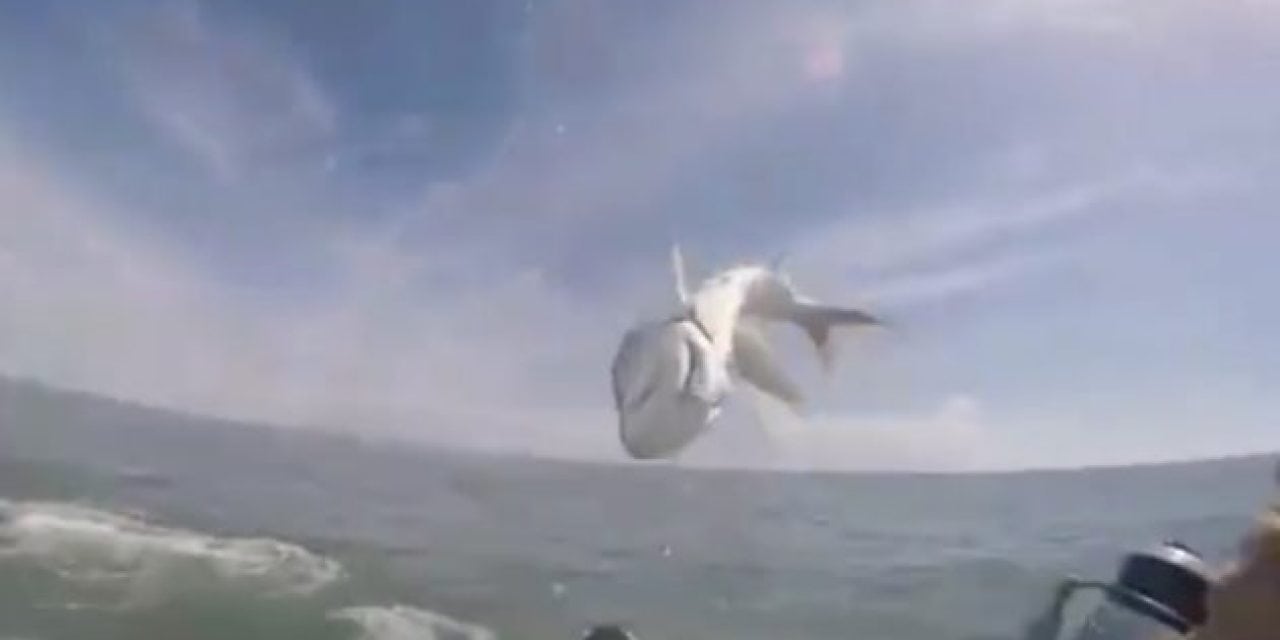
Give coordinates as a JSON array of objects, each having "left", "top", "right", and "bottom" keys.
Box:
[
  {"left": 1022, "top": 541, "right": 1210, "bottom": 640},
  {"left": 581, "top": 624, "right": 637, "bottom": 640}
]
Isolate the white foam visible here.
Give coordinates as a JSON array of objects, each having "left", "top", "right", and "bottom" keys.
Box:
[
  {"left": 0, "top": 500, "right": 344, "bottom": 606},
  {"left": 331, "top": 605, "right": 497, "bottom": 640}
]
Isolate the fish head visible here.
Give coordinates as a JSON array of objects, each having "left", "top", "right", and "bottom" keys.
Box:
[{"left": 611, "top": 319, "right": 729, "bottom": 460}]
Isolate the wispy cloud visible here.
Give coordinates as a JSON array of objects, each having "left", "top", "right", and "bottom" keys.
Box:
[
  {"left": 851, "top": 0, "right": 1280, "bottom": 45},
  {"left": 857, "top": 251, "right": 1070, "bottom": 309},
  {"left": 782, "top": 165, "right": 1241, "bottom": 311},
  {"left": 96, "top": 0, "right": 336, "bottom": 181}
]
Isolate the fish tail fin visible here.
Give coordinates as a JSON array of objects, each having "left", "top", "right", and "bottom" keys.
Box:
[{"left": 791, "top": 302, "right": 883, "bottom": 372}]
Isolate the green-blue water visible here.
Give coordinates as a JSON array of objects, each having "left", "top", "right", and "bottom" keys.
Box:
[{"left": 1, "top": 379, "right": 1274, "bottom": 639}]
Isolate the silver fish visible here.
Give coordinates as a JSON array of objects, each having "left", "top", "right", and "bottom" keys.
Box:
[{"left": 610, "top": 246, "right": 883, "bottom": 460}]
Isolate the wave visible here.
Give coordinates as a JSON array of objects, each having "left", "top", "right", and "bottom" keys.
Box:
[
  {"left": 0, "top": 499, "right": 344, "bottom": 607},
  {"left": 111, "top": 466, "right": 173, "bottom": 490},
  {"left": 0, "top": 500, "right": 499, "bottom": 640},
  {"left": 331, "top": 605, "right": 497, "bottom": 640}
]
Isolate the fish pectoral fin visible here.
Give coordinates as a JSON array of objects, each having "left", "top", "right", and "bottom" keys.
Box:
[{"left": 732, "top": 323, "right": 804, "bottom": 410}]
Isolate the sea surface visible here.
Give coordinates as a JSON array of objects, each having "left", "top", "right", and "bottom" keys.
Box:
[{"left": 1, "top": 379, "right": 1275, "bottom": 640}]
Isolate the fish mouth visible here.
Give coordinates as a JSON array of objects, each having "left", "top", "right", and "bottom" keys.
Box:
[
  {"left": 617, "top": 392, "right": 719, "bottom": 461},
  {"left": 617, "top": 415, "right": 671, "bottom": 460},
  {"left": 619, "top": 438, "right": 669, "bottom": 460}
]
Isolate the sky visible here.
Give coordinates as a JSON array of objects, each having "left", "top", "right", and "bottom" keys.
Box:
[{"left": 0, "top": 0, "right": 1277, "bottom": 472}]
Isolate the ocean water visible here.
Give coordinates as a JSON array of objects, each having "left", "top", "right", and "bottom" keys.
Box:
[{"left": 1, "top": 380, "right": 1275, "bottom": 640}]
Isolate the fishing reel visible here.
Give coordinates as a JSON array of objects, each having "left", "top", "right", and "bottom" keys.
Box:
[{"left": 1022, "top": 541, "right": 1211, "bottom": 640}]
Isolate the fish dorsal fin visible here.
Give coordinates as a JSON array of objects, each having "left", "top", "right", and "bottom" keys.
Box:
[{"left": 671, "top": 244, "right": 690, "bottom": 306}]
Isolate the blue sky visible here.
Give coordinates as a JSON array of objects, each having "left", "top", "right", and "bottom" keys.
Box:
[{"left": 0, "top": 0, "right": 1277, "bottom": 471}]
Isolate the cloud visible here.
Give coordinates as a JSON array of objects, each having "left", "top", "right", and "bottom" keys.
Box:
[
  {"left": 0, "top": 137, "right": 623, "bottom": 457},
  {"left": 733, "top": 392, "right": 994, "bottom": 472},
  {"left": 0, "top": 134, "right": 219, "bottom": 402},
  {"left": 394, "top": 1, "right": 867, "bottom": 258},
  {"left": 857, "top": 251, "right": 1070, "bottom": 310},
  {"left": 0, "top": 0, "right": 663, "bottom": 461},
  {"left": 94, "top": 0, "right": 336, "bottom": 181},
  {"left": 780, "top": 165, "right": 1241, "bottom": 312},
  {"left": 851, "top": 0, "right": 1279, "bottom": 46},
  {"left": 803, "top": 168, "right": 1219, "bottom": 273}
]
